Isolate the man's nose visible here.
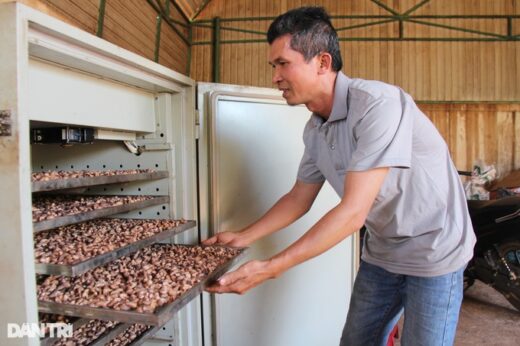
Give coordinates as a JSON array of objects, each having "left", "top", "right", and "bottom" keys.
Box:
[{"left": 272, "top": 68, "right": 282, "bottom": 85}]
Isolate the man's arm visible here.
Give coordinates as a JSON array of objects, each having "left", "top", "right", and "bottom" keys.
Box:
[
  {"left": 203, "top": 180, "right": 324, "bottom": 247},
  {"left": 206, "top": 167, "right": 389, "bottom": 294}
]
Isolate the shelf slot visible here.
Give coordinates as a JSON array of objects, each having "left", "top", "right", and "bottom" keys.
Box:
[
  {"left": 35, "top": 220, "right": 196, "bottom": 276},
  {"left": 38, "top": 246, "right": 247, "bottom": 326},
  {"left": 33, "top": 196, "right": 170, "bottom": 232},
  {"left": 32, "top": 170, "right": 168, "bottom": 193}
]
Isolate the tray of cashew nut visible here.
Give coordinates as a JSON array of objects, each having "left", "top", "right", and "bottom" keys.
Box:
[
  {"left": 34, "top": 219, "right": 196, "bottom": 276},
  {"left": 40, "top": 318, "right": 125, "bottom": 346},
  {"left": 107, "top": 323, "right": 163, "bottom": 346},
  {"left": 38, "top": 313, "right": 87, "bottom": 346},
  {"left": 39, "top": 318, "right": 160, "bottom": 346},
  {"left": 37, "top": 244, "right": 248, "bottom": 326},
  {"left": 31, "top": 169, "right": 168, "bottom": 193},
  {"left": 57, "top": 321, "right": 162, "bottom": 346},
  {"left": 32, "top": 195, "right": 170, "bottom": 232}
]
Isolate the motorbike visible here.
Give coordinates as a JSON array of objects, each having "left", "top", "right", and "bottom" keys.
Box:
[
  {"left": 463, "top": 193, "right": 520, "bottom": 311},
  {"left": 376, "top": 173, "right": 520, "bottom": 344}
]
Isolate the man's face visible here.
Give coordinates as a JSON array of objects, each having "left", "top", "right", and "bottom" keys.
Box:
[{"left": 268, "top": 35, "right": 321, "bottom": 106}]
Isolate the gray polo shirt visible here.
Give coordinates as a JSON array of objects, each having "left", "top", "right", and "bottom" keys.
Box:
[{"left": 297, "top": 72, "right": 476, "bottom": 277}]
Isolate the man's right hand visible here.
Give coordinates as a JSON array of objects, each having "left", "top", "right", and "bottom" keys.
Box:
[{"left": 202, "top": 231, "right": 249, "bottom": 247}]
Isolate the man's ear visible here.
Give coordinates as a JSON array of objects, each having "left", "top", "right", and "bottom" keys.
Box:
[{"left": 318, "top": 53, "right": 333, "bottom": 74}]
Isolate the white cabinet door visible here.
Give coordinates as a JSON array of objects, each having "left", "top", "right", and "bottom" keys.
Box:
[{"left": 197, "top": 83, "right": 357, "bottom": 346}]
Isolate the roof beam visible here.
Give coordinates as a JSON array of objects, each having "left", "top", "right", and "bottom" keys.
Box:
[
  {"left": 403, "top": 0, "right": 430, "bottom": 17},
  {"left": 369, "top": 0, "right": 400, "bottom": 16},
  {"left": 146, "top": 0, "right": 189, "bottom": 45},
  {"left": 96, "top": 0, "right": 106, "bottom": 37},
  {"left": 171, "top": 0, "right": 190, "bottom": 22},
  {"left": 192, "top": 0, "right": 211, "bottom": 21}
]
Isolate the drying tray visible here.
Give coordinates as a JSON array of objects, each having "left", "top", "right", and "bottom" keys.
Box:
[
  {"left": 32, "top": 171, "right": 169, "bottom": 193},
  {"left": 40, "top": 321, "right": 129, "bottom": 346},
  {"left": 122, "top": 323, "right": 164, "bottom": 346},
  {"left": 38, "top": 246, "right": 248, "bottom": 326},
  {"left": 33, "top": 196, "right": 170, "bottom": 233},
  {"left": 84, "top": 323, "right": 130, "bottom": 346},
  {"left": 35, "top": 220, "right": 196, "bottom": 276},
  {"left": 43, "top": 323, "right": 164, "bottom": 346},
  {"left": 39, "top": 317, "right": 88, "bottom": 346}
]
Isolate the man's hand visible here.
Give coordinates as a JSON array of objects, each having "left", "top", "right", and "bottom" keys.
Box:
[
  {"left": 203, "top": 180, "right": 323, "bottom": 295},
  {"left": 205, "top": 260, "right": 276, "bottom": 294},
  {"left": 202, "top": 231, "right": 249, "bottom": 247}
]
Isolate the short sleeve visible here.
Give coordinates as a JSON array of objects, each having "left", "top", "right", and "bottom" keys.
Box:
[
  {"left": 296, "top": 120, "right": 326, "bottom": 183},
  {"left": 347, "top": 96, "right": 413, "bottom": 171},
  {"left": 297, "top": 148, "right": 325, "bottom": 183}
]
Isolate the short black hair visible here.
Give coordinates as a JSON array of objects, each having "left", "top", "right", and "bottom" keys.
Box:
[{"left": 267, "top": 6, "right": 343, "bottom": 72}]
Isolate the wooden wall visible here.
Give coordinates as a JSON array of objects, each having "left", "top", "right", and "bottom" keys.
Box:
[
  {"left": 14, "top": 0, "right": 190, "bottom": 74},
  {"left": 191, "top": 0, "right": 520, "bottom": 176},
  {"left": 191, "top": 0, "right": 520, "bottom": 102},
  {"left": 418, "top": 104, "right": 520, "bottom": 174}
]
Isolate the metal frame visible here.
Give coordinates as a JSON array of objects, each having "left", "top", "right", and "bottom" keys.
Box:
[
  {"left": 187, "top": 0, "right": 519, "bottom": 82},
  {"left": 0, "top": 5, "right": 39, "bottom": 344},
  {"left": 38, "top": 246, "right": 248, "bottom": 326},
  {"left": 99, "top": 0, "right": 519, "bottom": 82},
  {"left": 136, "top": 0, "right": 520, "bottom": 83},
  {"left": 86, "top": 323, "right": 131, "bottom": 346},
  {"left": 125, "top": 323, "right": 164, "bottom": 346},
  {"left": 0, "top": 3, "right": 199, "bottom": 345},
  {"left": 32, "top": 170, "right": 169, "bottom": 192},
  {"left": 96, "top": 0, "right": 106, "bottom": 38},
  {"left": 154, "top": 4, "right": 163, "bottom": 63},
  {"left": 35, "top": 220, "right": 196, "bottom": 276},
  {"left": 211, "top": 17, "right": 221, "bottom": 82},
  {"left": 192, "top": 0, "right": 212, "bottom": 21},
  {"left": 192, "top": 15, "right": 520, "bottom": 43},
  {"left": 32, "top": 196, "right": 170, "bottom": 232},
  {"left": 41, "top": 321, "right": 165, "bottom": 346},
  {"left": 146, "top": 0, "right": 190, "bottom": 72},
  {"left": 39, "top": 318, "right": 90, "bottom": 346}
]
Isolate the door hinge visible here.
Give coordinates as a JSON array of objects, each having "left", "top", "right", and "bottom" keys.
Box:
[
  {"left": 0, "top": 110, "right": 12, "bottom": 136},
  {"left": 195, "top": 110, "right": 201, "bottom": 140}
]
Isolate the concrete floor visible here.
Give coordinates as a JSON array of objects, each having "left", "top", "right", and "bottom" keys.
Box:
[
  {"left": 394, "top": 280, "right": 520, "bottom": 345},
  {"left": 455, "top": 280, "right": 520, "bottom": 345}
]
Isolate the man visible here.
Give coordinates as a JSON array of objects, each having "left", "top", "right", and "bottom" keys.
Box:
[{"left": 204, "top": 6, "right": 476, "bottom": 346}]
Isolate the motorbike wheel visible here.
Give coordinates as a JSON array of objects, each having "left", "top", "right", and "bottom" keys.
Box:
[
  {"left": 463, "top": 261, "right": 475, "bottom": 292},
  {"left": 496, "top": 240, "right": 520, "bottom": 311},
  {"left": 463, "top": 276, "right": 474, "bottom": 292}
]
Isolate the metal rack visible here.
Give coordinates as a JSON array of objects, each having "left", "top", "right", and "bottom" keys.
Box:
[
  {"left": 32, "top": 170, "right": 169, "bottom": 193},
  {"left": 39, "top": 317, "right": 89, "bottom": 346},
  {"left": 33, "top": 196, "right": 170, "bottom": 232},
  {"left": 40, "top": 321, "right": 167, "bottom": 346},
  {"left": 35, "top": 220, "right": 197, "bottom": 276},
  {"left": 38, "top": 247, "right": 247, "bottom": 326},
  {"left": 41, "top": 320, "right": 128, "bottom": 346},
  {"left": 85, "top": 323, "right": 131, "bottom": 346},
  {"left": 124, "top": 323, "right": 164, "bottom": 346},
  {"left": 1, "top": 4, "right": 204, "bottom": 345}
]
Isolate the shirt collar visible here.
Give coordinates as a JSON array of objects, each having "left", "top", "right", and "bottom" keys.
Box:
[{"left": 311, "top": 71, "right": 350, "bottom": 126}]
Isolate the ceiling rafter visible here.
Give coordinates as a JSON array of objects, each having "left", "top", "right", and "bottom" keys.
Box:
[
  {"left": 170, "top": 0, "right": 190, "bottom": 22},
  {"left": 146, "top": 0, "right": 189, "bottom": 44},
  {"left": 162, "top": 0, "right": 212, "bottom": 22},
  {"left": 191, "top": 0, "right": 212, "bottom": 21},
  {"left": 190, "top": 0, "right": 519, "bottom": 43}
]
